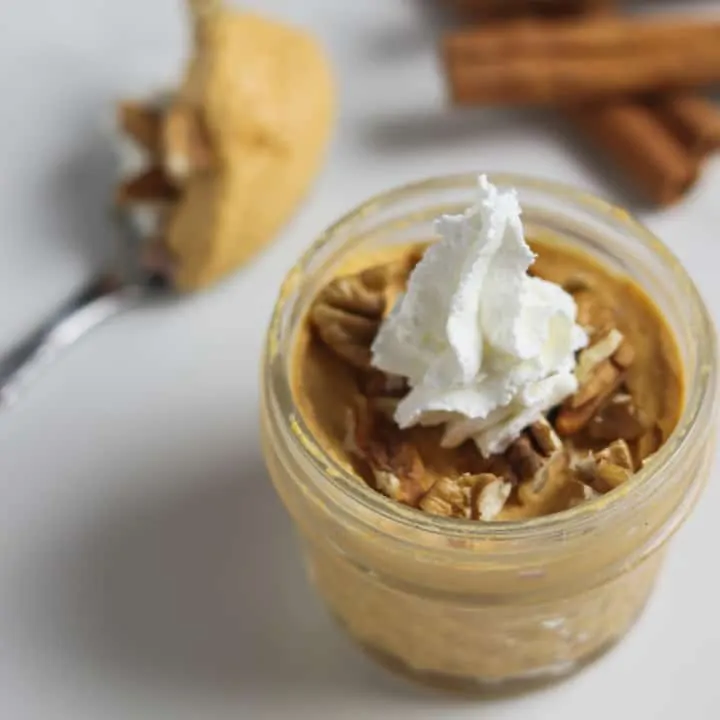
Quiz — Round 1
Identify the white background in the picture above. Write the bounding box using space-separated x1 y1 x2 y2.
1 1 719 718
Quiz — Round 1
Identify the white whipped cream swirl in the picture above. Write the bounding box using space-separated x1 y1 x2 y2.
370 175 587 457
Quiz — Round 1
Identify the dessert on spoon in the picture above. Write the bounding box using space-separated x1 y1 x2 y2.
0 0 334 405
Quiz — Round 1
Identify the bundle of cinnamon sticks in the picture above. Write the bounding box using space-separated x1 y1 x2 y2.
441 0 720 206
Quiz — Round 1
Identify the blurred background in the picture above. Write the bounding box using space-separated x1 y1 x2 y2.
0 1 718 719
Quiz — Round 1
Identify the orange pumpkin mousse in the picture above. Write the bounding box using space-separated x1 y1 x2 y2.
292 237 683 521
262 175 706 690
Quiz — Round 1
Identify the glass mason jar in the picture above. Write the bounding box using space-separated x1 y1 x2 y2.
260 173 717 692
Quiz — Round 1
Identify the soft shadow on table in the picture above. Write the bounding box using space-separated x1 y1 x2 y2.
359 106 645 209
46 111 122 273
23 445 475 708
0 110 125 348
548 113 663 213
359 107 537 153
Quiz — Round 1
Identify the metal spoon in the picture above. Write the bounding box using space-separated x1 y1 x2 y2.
0 223 170 408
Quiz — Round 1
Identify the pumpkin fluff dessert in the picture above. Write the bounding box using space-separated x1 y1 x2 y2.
115 0 334 291
294 178 683 522
263 174 715 690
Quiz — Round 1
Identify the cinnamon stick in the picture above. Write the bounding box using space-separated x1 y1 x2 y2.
652 94 720 156
558 0 716 202
446 16 720 62
444 17 720 106
449 53 720 107
558 0 703 204
566 102 700 206
440 2 716 205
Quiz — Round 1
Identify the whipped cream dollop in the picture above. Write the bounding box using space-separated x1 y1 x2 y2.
370 175 587 457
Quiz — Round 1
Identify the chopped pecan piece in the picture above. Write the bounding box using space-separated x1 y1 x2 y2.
357 370 408 421
506 435 545 482
482 453 519 486
596 439 634 470
570 359 622 410
311 305 378 368
505 420 565 496
370 396 400 420
355 264 395 293
531 444 566 495
556 327 636 438
360 370 408 398
594 462 632 490
320 275 386 318
566 479 601 509
344 399 430 506
595 440 634 489
116 166 179 206
369 438 429 506
573 290 615 339
118 101 162 154
419 475 476 518
358 259 415 297
528 417 562 456
576 329 624 383
575 439 634 492
588 392 648 442
514 447 567 504
161 101 215 183
555 373 622 436
472 476 512 521
310 268 390 370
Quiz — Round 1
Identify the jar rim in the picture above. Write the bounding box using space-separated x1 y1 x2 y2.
264 171 717 543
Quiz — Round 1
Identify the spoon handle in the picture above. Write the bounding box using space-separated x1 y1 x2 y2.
0 276 143 408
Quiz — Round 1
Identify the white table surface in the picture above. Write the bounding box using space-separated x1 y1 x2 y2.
1 1 719 718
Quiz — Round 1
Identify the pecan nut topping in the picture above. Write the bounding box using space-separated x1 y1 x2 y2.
310 267 391 370
472 476 513 521
556 327 636 437
575 439 634 492
588 392 649 442
344 398 430 506
420 475 476 518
